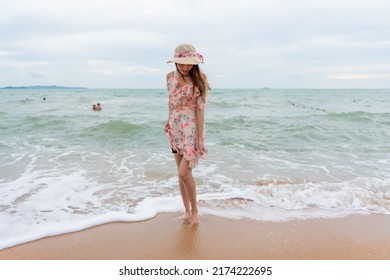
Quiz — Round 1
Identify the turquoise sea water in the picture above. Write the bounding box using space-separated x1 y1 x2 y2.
1 88 390 249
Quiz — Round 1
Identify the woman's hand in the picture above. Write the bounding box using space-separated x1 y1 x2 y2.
198 138 206 156
165 121 170 133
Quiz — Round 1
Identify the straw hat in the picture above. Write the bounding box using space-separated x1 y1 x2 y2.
167 43 204 65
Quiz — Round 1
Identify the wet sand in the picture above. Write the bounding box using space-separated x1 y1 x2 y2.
1 213 390 260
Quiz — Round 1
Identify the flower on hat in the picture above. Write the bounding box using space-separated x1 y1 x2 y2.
174 52 204 63
167 43 204 65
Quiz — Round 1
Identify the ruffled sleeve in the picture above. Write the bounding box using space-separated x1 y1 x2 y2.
166 71 175 91
196 88 209 110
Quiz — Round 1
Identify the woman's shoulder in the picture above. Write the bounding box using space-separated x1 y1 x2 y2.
166 71 175 82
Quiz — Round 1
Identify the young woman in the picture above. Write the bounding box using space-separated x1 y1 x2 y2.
165 43 210 225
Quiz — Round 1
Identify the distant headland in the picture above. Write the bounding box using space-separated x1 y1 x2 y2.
0 85 87 89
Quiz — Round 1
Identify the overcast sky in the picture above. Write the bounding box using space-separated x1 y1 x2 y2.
1 0 390 88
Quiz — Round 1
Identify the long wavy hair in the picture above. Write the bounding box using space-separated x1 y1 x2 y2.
176 64 210 97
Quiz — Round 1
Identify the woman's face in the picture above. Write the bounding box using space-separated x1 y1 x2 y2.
176 64 194 76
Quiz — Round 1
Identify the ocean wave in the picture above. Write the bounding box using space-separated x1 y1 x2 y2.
80 120 149 142
2 175 388 250
325 111 390 123
89 120 144 134
79 120 169 149
23 115 68 127
207 116 252 131
0 115 75 137
196 177 390 222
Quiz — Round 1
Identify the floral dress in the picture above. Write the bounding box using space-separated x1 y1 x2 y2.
166 71 209 168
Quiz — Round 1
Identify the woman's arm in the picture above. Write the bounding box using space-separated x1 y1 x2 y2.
165 102 171 133
165 72 174 132
197 107 206 155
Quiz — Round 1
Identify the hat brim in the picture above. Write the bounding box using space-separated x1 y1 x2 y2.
167 57 203 65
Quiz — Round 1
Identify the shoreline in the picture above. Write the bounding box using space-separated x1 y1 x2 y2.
1 213 390 260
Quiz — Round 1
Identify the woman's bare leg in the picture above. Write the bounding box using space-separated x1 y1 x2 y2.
174 154 191 220
178 158 199 225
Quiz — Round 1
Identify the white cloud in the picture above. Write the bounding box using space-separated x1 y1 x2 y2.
0 60 51 69
1 0 390 88
87 60 161 76
327 64 390 81
328 73 390 80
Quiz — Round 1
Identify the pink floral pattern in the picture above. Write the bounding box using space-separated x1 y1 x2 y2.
174 52 204 63
166 72 209 168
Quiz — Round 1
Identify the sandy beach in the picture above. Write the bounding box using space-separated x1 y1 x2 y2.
1 213 390 260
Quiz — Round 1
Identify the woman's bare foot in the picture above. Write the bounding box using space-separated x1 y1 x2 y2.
191 211 200 225
179 212 191 220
